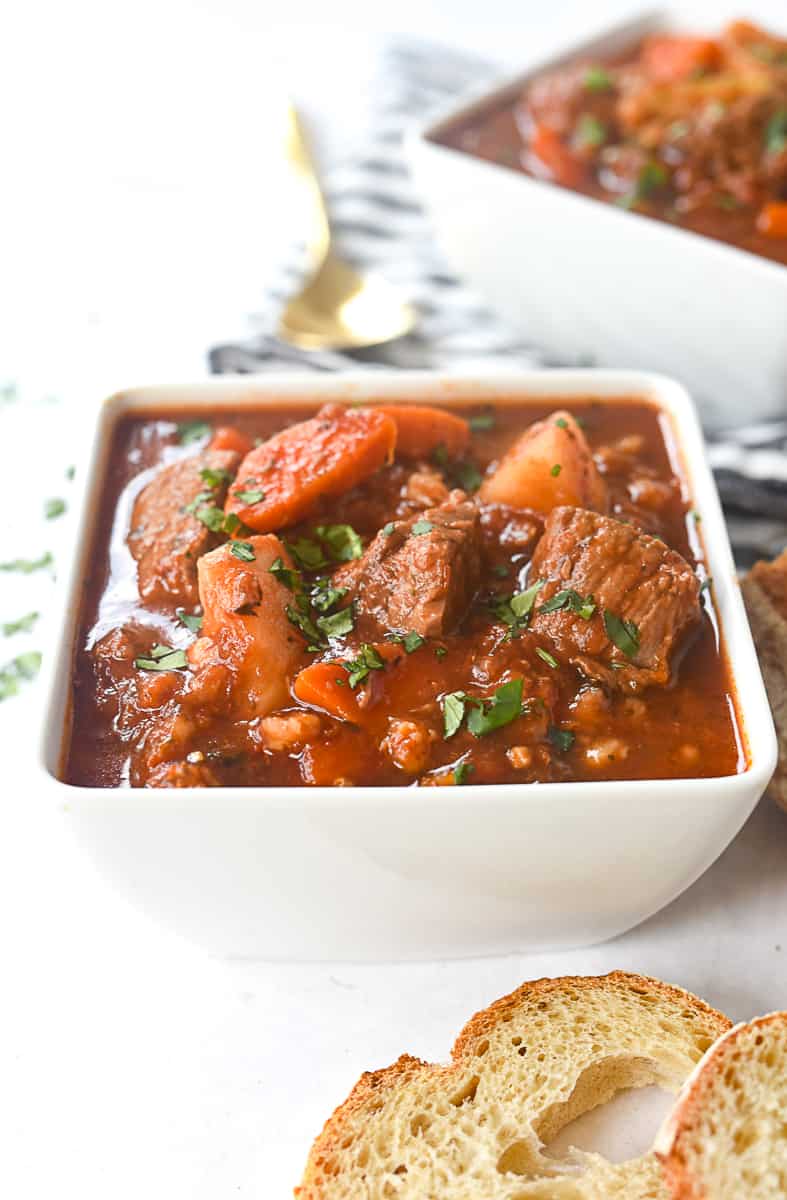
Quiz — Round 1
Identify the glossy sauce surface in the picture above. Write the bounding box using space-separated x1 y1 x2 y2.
64 398 745 788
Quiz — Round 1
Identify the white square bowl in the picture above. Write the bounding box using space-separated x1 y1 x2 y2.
409 6 787 427
38 370 776 961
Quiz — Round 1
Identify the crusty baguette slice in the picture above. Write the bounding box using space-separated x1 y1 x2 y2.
656 1011 787 1199
297 972 731 1200
742 548 787 812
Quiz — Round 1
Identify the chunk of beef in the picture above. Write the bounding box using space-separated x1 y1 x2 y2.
335 495 482 638
128 449 241 609
529 506 701 692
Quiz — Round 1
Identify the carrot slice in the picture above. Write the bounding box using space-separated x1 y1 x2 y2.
377 405 470 459
293 643 403 724
209 426 253 456
226 405 396 533
641 35 721 82
293 662 366 723
529 124 585 188
757 202 787 239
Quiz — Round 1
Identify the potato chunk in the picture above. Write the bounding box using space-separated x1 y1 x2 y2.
188 535 306 720
479 410 606 515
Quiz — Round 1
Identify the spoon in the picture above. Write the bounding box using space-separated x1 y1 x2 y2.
276 106 416 351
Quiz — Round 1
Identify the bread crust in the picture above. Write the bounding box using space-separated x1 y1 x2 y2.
297 971 731 1198
742 551 787 812
655 1011 787 1199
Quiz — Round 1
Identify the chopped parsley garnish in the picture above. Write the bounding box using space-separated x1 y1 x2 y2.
442 679 525 739
0 650 42 700
134 645 188 671
230 541 255 562
699 576 713 595
316 606 355 640
44 497 66 520
269 556 302 592
765 108 787 156
233 488 266 505
271 558 353 645
342 644 384 689
539 588 596 620
536 646 559 669
466 678 524 737
454 761 475 785
550 463 562 477
548 725 575 753
410 519 434 537
199 466 232 489
491 578 545 636
575 114 607 148
442 692 467 738
432 443 449 468
603 609 640 659
287 538 329 570
617 161 669 210
176 608 203 634
469 411 495 431
492 564 509 578
387 630 425 653
192 504 227 533
435 646 447 659
314 524 364 562
584 65 612 93
555 417 569 429
0 552 54 575
178 421 211 445
690 509 702 522
310 579 348 613
2 611 39 637
451 461 483 493
382 522 396 537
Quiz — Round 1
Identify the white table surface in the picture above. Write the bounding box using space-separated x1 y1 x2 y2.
2 2 787 1196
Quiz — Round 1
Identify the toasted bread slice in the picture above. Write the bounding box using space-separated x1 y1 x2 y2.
742 548 787 811
297 972 731 1199
656 1011 787 1198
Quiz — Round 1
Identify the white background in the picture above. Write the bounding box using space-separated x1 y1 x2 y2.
2 2 787 1196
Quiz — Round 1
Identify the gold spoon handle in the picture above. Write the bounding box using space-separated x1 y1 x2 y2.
284 104 331 273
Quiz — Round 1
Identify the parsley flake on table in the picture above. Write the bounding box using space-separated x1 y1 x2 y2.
0 552 54 575
44 497 66 520
2 611 39 637
0 650 42 700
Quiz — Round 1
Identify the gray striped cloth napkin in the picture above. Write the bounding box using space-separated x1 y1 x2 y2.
208 39 787 567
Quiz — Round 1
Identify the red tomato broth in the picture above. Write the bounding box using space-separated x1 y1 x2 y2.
63 398 745 788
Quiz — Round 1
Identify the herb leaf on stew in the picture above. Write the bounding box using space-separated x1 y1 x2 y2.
442 692 467 738
178 421 211 445
135 646 188 672
548 725 575 753
315 524 364 562
230 541 256 563
466 678 524 737
410 519 434 537
539 588 596 620
603 609 640 658
342 644 384 689
176 608 203 634
454 761 475 785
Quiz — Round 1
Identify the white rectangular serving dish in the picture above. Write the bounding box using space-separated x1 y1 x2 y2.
409 5 787 428
38 371 776 961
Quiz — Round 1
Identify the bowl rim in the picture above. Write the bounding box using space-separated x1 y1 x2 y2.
39 368 777 806
410 4 787 285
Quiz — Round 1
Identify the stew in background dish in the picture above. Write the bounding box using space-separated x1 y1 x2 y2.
437 19 787 265
64 398 745 788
